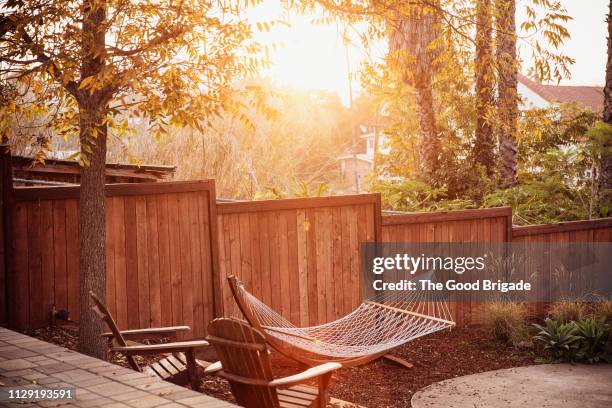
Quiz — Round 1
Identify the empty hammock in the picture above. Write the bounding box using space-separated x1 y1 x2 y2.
227 275 455 367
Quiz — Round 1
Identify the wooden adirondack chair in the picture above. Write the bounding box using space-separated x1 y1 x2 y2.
205 318 341 408
89 291 209 389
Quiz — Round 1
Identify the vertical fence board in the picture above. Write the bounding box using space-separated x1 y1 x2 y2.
27 201 43 327
146 195 161 328
40 201 54 325
14 202 29 328
135 197 150 328
65 200 79 321
106 197 116 320
113 196 128 329
52 201 67 314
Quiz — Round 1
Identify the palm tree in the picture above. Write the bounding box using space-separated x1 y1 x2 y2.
389 4 440 175
496 0 518 187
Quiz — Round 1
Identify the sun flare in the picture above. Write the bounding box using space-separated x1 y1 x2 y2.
248 1 357 103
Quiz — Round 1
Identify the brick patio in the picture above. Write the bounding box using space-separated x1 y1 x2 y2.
0 327 235 407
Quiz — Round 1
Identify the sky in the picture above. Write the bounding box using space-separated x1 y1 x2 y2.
248 0 609 105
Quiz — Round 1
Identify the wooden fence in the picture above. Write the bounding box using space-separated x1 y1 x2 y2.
382 207 512 243
2 174 611 331
512 218 612 243
216 194 381 326
6 181 218 338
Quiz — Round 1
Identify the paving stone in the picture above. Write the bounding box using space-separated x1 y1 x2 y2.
87 366 124 376
33 376 60 386
71 376 109 388
163 390 200 401
77 397 115 407
22 371 49 382
111 390 150 402
53 369 99 383
0 358 37 371
134 382 174 393
86 382 134 396
36 363 74 375
75 390 102 402
99 403 131 408
124 395 169 408
0 347 37 359
176 396 222 406
122 376 160 387
112 372 147 382
2 368 38 378
25 355 53 363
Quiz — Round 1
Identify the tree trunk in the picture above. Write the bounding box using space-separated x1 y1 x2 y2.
601 0 612 209
389 6 440 175
496 0 518 187
415 78 439 170
474 0 496 175
77 0 109 360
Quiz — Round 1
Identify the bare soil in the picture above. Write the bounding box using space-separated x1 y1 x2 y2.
27 324 539 408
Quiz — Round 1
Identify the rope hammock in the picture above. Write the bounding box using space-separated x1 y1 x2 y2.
228 274 455 367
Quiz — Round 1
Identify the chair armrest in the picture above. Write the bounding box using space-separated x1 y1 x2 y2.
214 362 341 387
102 326 191 340
111 339 209 355
202 360 223 374
269 362 341 388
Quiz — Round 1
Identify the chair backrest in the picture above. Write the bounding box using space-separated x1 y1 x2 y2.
89 291 140 371
207 318 280 408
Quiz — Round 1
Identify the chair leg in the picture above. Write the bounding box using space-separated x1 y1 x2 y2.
186 349 199 390
317 372 333 408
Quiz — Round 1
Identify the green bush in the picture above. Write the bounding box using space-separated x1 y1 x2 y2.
533 317 612 363
483 302 528 344
533 318 581 361
573 318 611 363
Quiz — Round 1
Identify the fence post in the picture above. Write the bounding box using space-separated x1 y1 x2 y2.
0 143 13 325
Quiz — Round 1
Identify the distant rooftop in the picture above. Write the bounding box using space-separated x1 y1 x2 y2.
518 74 603 112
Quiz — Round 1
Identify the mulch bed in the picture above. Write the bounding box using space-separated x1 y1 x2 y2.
26 324 539 408
329 326 538 407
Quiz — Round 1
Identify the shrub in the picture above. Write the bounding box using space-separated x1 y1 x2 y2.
533 318 581 361
548 301 587 323
573 318 611 363
483 302 528 344
589 301 612 324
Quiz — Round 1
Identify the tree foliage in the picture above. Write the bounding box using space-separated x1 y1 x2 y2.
1 0 262 358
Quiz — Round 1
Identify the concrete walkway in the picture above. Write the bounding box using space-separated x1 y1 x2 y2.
0 327 236 407
412 364 612 408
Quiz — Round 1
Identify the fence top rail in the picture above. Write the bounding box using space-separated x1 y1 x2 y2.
13 179 214 201
217 193 381 214
512 217 612 237
382 207 512 225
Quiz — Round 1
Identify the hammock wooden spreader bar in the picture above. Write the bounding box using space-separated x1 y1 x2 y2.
227 275 455 367
364 300 456 326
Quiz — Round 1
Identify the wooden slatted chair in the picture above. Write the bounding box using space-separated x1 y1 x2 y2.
89 291 209 389
204 318 341 408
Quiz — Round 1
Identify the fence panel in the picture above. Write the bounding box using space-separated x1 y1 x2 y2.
216 194 382 326
382 207 512 325
9 180 218 338
512 219 612 243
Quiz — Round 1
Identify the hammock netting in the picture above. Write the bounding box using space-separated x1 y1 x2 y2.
231 276 455 360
